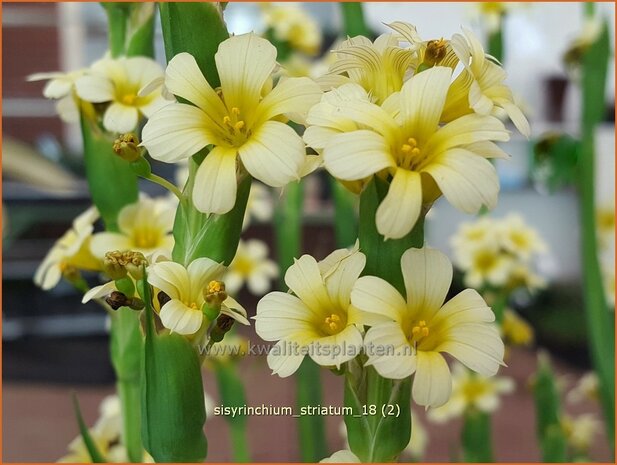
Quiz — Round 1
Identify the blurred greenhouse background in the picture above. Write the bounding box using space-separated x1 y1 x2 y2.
2 2 615 462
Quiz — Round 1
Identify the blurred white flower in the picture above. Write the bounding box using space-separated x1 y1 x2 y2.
567 372 599 404
225 239 278 296
34 206 101 290
561 413 602 453
320 450 360 463
428 363 514 422
262 3 322 56
90 196 175 260
28 69 85 122
75 56 168 133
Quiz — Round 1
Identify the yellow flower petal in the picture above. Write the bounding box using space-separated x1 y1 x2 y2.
400 247 453 316
266 339 306 377
89 232 133 259
364 322 416 378
424 148 499 214
376 169 422 240
255 292 316 341
142 104 220 162
103 103 139 133
351 276 406 323
160 299 203 335
323 130 394 181
412 351 452 407
308 325 363 368
147 261 190 301
238 121 304 187
215 33 277 111
284 255 333 314
192 146 238 214
75 75 114 102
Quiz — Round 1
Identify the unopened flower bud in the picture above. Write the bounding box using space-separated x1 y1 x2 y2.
122 251 147 280
157 291 171 308
209 314 235 343
105 291 144 311
113 133 142 162
104 251 128 280
204 280 227 305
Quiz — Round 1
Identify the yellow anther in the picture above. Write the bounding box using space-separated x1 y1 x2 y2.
329 322 338 331
421 327 429 337
122 94 136 105
407 137 417 147
411 147 421 157
411 320 430 339
401 144 412 153
234 120 245 130
189 302 199 310
223 115 232 125
412 326 421 335
208 281 223 294
231 107 240 115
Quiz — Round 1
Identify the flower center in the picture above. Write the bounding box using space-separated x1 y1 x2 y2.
122 93 137 105
233 255 254 276
409 320 430 346
222 107 249 145
473 250 497 272
132 227 161 249
398 137 423 170
322 312 346 336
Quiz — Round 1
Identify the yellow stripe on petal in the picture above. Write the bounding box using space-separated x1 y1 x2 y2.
400 66 452 142
376 169 423 240
141 104 221 162
192 146 238 214
215 33 277 111
323 130 394 181
165 52 227 124
238 121 304 187
284 255 333 314
351 275 407 323
400 247 453 316
424 148 499 214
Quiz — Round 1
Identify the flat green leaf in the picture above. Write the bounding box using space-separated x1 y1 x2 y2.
159 2 229 87
71 393 107 463
81 117 138 232
141 271 207 462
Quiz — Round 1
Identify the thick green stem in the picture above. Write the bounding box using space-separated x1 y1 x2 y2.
579 16 615 449
487 27 504 63
492 292 508 325
229 422 250 463
331 179 358 248
344 177 422 462
462 409 494 462
295 358 328 462
110 308 143 463
340 2 371 37
104 4 128 58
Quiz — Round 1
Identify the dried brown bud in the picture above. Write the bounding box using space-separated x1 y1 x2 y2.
424 38 448 66
157 291 171 308
105 291 145 311
210 314 235 343
112 133 142 162
204 280 227 306
103 251 128 280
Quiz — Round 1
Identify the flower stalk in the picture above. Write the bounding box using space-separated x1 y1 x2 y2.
578 8 615 448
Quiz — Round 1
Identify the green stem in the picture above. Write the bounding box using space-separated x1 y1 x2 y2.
487 26 504 63
462 409 494 462
214 362 251 462
340 2 371 37
103 3 129 58
331 179 358 248
147 173 182 199
579 17 615 450
296 358 328 461
117 378 142 462
492 291 508 326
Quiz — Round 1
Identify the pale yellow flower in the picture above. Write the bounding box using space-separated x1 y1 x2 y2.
225 239 278 296
58 431 110 463
567 372 599 404
141 33 322 215
28 69 85 122
561 413 601 453
89 196 175 259
458 242 514 289
34 206 101 290
320 450 360 463
92 395 122 443
444 28 530 137
147 257 249 335
428 363 514 422
596 203 615 250
450 216 497 254
501 308 534 346
75 56 168 133
498 214 547 260
255 247 373 376
352 247 504 407
306 67 509 240
262 3 322 56
473 2 512 33
320 31 420 104
406 409 429 459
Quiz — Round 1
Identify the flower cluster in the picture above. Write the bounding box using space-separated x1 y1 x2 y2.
305 24 528 240
450 214 548 292
256 246 505 408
